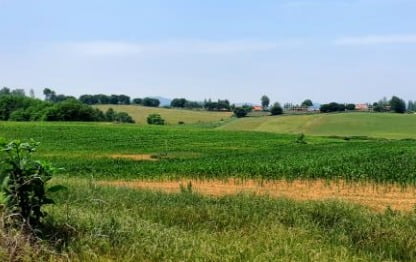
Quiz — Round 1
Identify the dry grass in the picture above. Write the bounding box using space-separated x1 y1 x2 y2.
110 154 158 161
99 179 416 212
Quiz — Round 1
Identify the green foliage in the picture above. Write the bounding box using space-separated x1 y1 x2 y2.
270 102 283 115
11 180 416 261
0 140 63 230
147 114 165 125
390 96 406 113
320 102 346 113
142 97 160 107
295 133 307 144
346 104 356 110
301 99 313 107
233 107 248 118
261 95 270 109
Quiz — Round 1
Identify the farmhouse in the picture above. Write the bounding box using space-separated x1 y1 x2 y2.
355 104 369 111
252 106 263 111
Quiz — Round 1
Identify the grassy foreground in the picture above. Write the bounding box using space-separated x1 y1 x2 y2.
2 179 416 261
219 112 416 139
94 105 232 125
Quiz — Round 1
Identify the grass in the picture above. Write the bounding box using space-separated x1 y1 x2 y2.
219 112 416 139
2 179 416 261
94 105 233 125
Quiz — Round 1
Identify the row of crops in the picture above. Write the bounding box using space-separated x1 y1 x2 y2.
2 122 416 183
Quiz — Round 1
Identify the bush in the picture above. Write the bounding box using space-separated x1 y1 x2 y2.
147 114 165 125
270 103 283 115
233 107 248 118
114 112 135 123
0 140 64 231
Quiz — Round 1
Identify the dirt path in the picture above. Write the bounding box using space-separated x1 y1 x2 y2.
99 179 416 212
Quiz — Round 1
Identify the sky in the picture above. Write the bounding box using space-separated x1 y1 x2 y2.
1 0 416 104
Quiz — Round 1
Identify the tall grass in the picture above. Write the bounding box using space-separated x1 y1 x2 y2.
2 179 414 261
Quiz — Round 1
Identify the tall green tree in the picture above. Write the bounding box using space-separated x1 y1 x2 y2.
390 96 406 113
261 95 270 110
301 99 313 107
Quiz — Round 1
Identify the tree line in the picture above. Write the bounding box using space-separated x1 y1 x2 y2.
0 87 134 123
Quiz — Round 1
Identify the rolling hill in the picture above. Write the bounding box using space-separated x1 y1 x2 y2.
218 112 416 139
94 105 233 125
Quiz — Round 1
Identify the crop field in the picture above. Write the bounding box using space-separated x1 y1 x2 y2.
2 120 416 260
94 105 233 125
219 112 416 139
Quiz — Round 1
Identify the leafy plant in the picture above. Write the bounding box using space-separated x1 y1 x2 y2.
0 139 64 231
147 114 165 125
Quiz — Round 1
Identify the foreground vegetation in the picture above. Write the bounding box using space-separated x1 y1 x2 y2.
1 121 416 184
2 119 416 261
2 180 416 261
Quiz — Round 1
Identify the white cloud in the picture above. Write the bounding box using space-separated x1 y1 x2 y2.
335 34 416 46
58 39 302 57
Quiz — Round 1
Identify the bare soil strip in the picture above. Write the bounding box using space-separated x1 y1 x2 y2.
99 179 416 212
109 154 158 161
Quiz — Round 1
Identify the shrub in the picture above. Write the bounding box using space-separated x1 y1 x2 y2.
114 112 135 123
147 114 165 125
233 107 248 118
270 103 283 115
0 140 64 231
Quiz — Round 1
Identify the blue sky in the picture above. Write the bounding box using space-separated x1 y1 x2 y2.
1 0 416 104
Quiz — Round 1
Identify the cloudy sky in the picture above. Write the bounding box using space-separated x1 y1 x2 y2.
1 0 415 104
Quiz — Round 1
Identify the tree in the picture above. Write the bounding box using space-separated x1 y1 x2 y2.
132 98 143 105
171 98 187 108
390 96 406 113
142 97 160 107
270 102 283 115
29 89 35 98
261 95 270 110
43 88 56 102
0 87 10 96
408 100 415 112
346 104 356 111
233 107 248 118
301 99 313 107
11 89 26 97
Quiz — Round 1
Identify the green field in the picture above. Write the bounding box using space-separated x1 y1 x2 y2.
2 120 416 261
219 112 416 139
1 121 416 183
94 105 233 125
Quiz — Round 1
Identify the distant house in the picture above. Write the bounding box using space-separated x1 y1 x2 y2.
252 106 263 111
355 104 369 111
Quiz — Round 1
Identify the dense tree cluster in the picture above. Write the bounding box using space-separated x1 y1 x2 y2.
320 103 346 113
204 99 231 111
132 97 160 107
0 88 134 123
79 94 131 105
170 98 203 109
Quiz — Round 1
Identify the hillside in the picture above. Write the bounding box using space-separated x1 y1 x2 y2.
218 112 416 139
94 105 232 125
